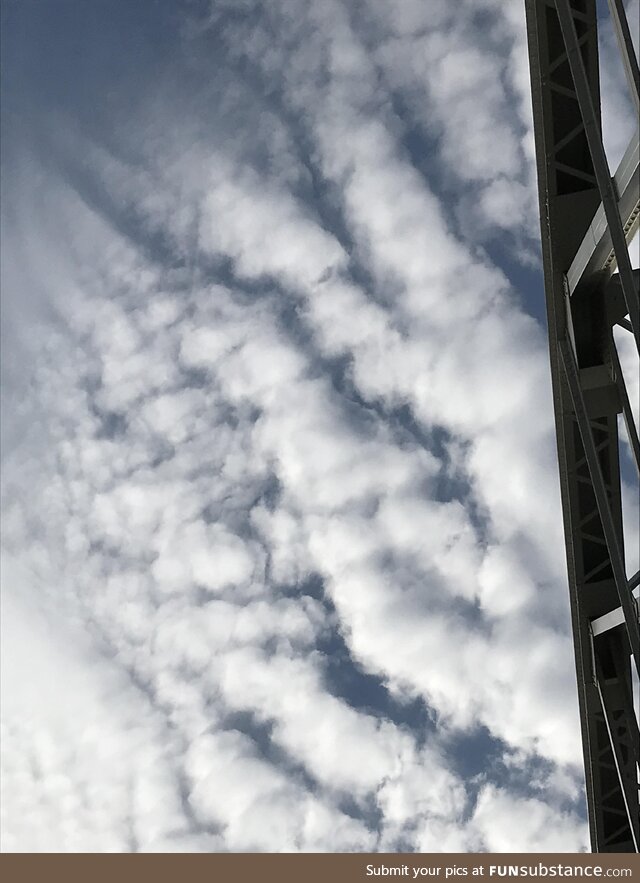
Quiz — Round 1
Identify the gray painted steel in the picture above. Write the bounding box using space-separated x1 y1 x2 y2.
566 134 639 297
525 0 640 853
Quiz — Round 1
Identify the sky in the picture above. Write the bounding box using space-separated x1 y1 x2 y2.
1 0 639 854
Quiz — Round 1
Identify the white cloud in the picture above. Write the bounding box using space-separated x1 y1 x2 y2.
470 785 589 853
0 555 207 853
0 0 595 853
185 730 374 851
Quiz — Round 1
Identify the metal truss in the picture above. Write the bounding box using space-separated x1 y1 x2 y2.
525 0 640 853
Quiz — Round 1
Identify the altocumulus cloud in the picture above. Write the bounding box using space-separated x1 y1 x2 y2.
2 0 636 854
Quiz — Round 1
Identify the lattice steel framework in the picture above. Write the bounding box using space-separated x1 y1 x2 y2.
525 0 639 854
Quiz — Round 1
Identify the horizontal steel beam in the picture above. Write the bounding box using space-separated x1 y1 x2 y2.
592 585 640 636
567 131 640 296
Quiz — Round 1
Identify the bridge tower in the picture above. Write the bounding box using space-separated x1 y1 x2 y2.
525 0 639 853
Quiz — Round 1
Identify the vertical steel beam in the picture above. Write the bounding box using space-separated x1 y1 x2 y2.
526 0 639 853
593 630 640 851
560 335 640 672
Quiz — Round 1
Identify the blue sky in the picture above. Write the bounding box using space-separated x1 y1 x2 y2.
1 0 638 853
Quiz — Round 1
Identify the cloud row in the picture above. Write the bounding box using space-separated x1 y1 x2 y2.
3 0 625 852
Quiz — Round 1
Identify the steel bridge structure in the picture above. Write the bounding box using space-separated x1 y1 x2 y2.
525 0 639 854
